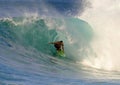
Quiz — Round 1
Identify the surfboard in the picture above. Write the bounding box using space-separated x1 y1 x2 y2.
56 50 65 57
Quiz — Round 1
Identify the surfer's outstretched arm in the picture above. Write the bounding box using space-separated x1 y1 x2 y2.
48 42 54 44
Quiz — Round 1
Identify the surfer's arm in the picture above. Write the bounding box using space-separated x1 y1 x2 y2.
49 41 59 44
49 42 55 44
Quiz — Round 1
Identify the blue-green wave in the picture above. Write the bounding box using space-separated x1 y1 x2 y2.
0 17 93 60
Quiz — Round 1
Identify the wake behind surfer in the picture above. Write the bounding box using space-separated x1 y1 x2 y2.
49 41 64 52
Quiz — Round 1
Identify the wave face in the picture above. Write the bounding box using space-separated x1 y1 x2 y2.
0 17 95 85
0 17 93 58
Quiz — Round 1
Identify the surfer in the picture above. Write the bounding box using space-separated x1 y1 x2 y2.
49 41 65 57
49 41 64 52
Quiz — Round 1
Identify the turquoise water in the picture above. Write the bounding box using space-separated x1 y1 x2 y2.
0 17 93 58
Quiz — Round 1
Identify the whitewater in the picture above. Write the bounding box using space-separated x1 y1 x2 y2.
0 0 120 85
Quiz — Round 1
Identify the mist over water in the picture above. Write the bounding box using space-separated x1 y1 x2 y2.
80 0 120 71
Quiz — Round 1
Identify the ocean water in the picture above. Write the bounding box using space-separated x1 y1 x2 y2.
0 0 120 85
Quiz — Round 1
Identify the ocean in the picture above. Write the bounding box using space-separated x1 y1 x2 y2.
0 0 120 85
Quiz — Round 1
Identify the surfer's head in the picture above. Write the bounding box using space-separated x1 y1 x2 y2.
60 41 63 43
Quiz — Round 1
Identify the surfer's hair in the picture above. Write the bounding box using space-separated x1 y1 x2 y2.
60 41 63 42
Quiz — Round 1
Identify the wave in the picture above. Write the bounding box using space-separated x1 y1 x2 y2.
0 17 96 85
0 17 93 61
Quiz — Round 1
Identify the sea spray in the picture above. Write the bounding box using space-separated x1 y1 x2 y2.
80 0 120 71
